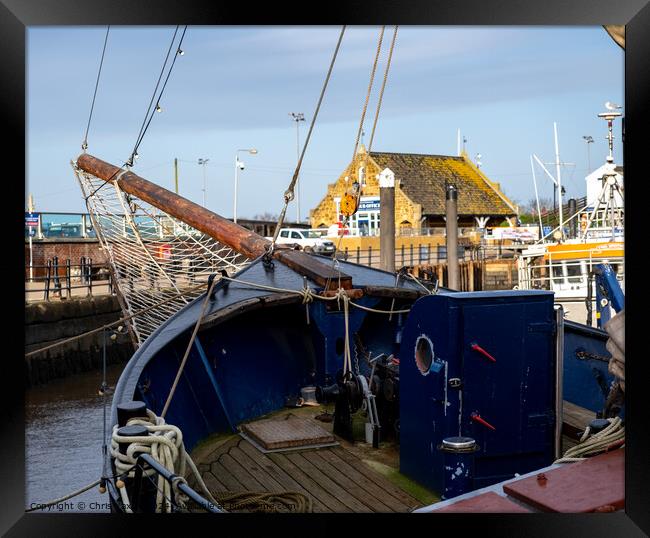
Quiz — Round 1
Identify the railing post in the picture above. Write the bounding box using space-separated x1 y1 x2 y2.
356 246 360 264
45 260 51 301
410 243 414 266
53 256 61 297
88 258 93 296
368 245 372 267
66 259 72 298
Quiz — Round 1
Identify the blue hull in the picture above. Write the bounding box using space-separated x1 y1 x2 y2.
107 257 618 511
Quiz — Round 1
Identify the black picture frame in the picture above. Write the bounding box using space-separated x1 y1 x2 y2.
5 1 649 535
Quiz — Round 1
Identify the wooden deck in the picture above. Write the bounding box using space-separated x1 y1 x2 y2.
184 400 598 513
188 434 421 512
186 406 425 513
562 400 598 451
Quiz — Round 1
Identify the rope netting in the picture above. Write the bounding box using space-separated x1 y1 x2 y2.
72 161 250 347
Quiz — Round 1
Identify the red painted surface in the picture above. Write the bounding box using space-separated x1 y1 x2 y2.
432 491 532 513
471 342 497 362
503 449 624 512
471 413 496 431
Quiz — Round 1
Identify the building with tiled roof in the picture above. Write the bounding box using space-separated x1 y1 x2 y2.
310 145 518 235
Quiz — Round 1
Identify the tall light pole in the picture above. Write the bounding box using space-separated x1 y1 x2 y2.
582 135 594 173
289 112 305 223
234 148 258 223
198 158 209 207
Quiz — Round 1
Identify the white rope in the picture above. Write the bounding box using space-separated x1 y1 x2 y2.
219 275 413 314
554 416 624 464
334 288 353 376
111 409 220 513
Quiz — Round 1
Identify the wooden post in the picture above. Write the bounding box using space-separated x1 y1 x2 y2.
446 184 459 289
379 168 395 272
468 260 475 291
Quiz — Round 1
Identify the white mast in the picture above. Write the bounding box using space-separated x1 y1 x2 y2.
553 122 563 240
530 155 544 236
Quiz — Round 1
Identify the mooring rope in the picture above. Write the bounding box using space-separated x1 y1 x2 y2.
25 281 210 359
25 479 102 512
554 416 624 464
110 408 220 513
211 491 312 513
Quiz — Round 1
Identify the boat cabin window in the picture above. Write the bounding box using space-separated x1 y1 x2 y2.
566 263 583 283
414 335 434 376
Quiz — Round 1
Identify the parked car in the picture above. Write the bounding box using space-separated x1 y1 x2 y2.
271 228 336 256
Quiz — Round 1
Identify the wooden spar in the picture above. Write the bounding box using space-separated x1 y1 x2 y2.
76 153 353 290
77 153 270 260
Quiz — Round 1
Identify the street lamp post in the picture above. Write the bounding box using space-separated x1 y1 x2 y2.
234 148 258 223
198 158 209 207
582 135 594 173
289 112 305 223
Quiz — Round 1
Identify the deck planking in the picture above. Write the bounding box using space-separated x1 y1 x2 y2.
191 434 421 513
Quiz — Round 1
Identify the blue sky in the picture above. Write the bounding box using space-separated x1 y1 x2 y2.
27 26 623 220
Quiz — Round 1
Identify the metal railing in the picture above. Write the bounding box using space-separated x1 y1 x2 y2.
335 243 517 270
125 453 223 513
25 256 113 301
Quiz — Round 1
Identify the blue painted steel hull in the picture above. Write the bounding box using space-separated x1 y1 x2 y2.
107 257 618 510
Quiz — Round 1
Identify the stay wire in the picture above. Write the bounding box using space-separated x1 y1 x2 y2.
132 26 188 161
351 26 385 163
84 26 187 200
269 26 346 250
129 25 180 164
82 25 110 152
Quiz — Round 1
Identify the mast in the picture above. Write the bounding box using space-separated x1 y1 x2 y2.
554 122 563 240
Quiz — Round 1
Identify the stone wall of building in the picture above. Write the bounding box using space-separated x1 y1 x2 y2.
310 149 423 230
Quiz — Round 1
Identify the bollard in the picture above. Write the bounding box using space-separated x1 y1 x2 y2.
438 436 479 500
117 401 149 427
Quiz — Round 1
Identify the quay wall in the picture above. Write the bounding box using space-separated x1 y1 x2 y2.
25 295 134 386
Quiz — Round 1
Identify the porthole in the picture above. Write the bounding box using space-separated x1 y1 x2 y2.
415 335 434 375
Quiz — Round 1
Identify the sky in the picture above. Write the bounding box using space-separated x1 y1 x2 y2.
27 26 624 221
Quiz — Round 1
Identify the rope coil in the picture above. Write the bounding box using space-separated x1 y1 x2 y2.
111 409 220 513
554 416 624 464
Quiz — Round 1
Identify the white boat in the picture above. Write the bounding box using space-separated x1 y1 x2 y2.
516 106 624 326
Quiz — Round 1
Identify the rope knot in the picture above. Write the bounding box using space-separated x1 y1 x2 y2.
301 286 315 304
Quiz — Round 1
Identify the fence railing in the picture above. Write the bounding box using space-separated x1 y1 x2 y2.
335 243 519 270
25 256 113 301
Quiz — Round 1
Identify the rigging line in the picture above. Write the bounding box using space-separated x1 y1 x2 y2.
82 25 110 151
83 27 187 200
268 25 346 249
132 26 188 159
351 26 385 162
129 25 180 162
367 25 397 153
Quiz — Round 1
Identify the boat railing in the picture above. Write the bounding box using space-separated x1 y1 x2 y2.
517 251 624 292
129 453 224 513
534 203 624 245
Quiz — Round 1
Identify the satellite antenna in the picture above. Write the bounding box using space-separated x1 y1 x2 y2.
598 101 622 161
